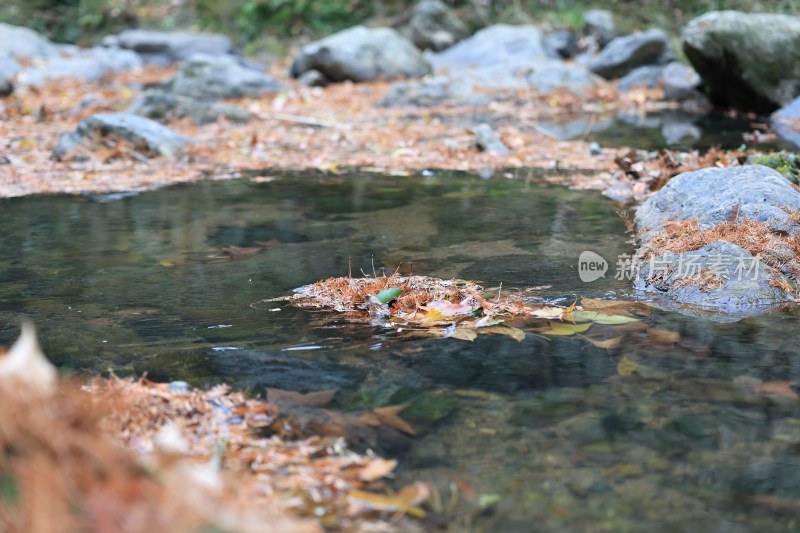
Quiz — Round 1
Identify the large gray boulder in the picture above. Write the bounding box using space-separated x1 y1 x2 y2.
17 57 108 87
632 165 800 318
409 0 467 52
169 54 282 99
290 26 431 83
0 23 58 60
430 24 547 73
682 11 800 113
636 165 800 243
772 96 800 148
588 29 669 79
53 113 189 160
110 30 234 64
128 89 251 125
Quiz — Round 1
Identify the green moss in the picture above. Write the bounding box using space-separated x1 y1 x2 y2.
747 151 800 184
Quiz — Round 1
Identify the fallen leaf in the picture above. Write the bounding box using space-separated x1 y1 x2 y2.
532 321 592 336
376 288 403 304
566 311 640 325
757 381 799 400
0 321 56 395
646 327 680 344
587 336 623 349
266 388 337 407
348 489 426 518
480 325 526 342
361 404 416 435
445 327 478 341
426 300 474 316
617 356 638 376
397 481 431 506
358 458 397 482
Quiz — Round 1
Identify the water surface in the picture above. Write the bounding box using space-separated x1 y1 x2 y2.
1 171 799 531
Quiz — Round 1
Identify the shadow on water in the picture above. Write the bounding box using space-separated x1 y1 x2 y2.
1 170 800 530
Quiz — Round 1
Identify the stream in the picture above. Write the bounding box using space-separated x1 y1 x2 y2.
1 170 799 531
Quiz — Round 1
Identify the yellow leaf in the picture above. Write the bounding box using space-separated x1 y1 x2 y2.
348 489 426 518
566 311 639 325
587 336 623 349
446 327 478 341
617 356 638 376
533 321 592 336
480 325 526 342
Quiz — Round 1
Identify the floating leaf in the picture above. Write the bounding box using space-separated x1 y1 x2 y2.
646 327 680 344
617 356 639 376
566 311 640 325
478 493 502 508
427 300 474 316
361 404 416 435
533 321 592 336
445 327 478 342
587 336 623 349
480 325 525 342
266 388 337 407
376 288 403 304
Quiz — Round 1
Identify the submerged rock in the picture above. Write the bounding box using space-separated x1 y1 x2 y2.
588 29 669 79
53 113 189 160
128 89 251 125
290 26 431 83
633 165 800 318
109 29 234 64
169 54 282 99
409 0 467 52
682 11 800 113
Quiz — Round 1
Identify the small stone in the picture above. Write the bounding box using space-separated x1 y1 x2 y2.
297 69 329 87
168 381 191 394
473 123 510 155
589 142 602 155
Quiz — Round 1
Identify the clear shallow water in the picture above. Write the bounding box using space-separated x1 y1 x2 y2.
1 171 800 531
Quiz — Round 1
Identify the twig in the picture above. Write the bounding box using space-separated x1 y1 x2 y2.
258 112 351 130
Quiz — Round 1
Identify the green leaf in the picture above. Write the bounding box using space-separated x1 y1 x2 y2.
376 288 403 304
567 311 640 325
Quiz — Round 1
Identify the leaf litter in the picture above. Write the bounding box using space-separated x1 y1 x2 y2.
286 273 654 343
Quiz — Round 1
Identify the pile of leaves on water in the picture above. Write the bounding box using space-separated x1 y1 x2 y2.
289 274 649 342
0 324 430 533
